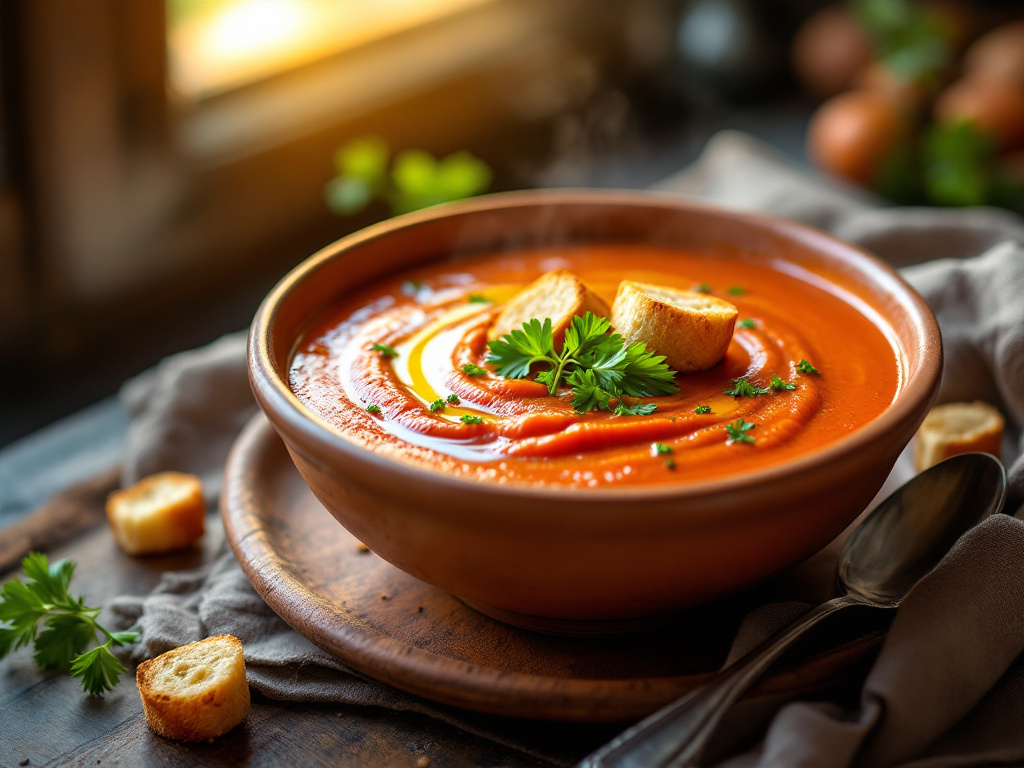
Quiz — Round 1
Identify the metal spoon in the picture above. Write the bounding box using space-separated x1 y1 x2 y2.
580 452 1007 768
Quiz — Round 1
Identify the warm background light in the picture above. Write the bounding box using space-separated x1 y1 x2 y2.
168 0 499 98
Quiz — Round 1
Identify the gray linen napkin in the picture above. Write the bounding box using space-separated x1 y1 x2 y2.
110 131 1024 766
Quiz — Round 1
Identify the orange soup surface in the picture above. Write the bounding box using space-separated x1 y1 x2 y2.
289 244 902 488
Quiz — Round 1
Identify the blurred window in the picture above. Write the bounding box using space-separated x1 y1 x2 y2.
167 0 499 99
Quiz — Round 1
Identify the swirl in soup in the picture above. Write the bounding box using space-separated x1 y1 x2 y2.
289 244 901 488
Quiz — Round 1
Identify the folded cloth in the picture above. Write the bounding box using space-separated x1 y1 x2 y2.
110 131 1024 767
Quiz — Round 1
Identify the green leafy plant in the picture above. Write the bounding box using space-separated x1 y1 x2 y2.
326 136 492 217
851 0 952 88
485 313 679 414
0 553 138 695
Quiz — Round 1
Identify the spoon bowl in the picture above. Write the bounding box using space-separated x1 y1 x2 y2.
839 453 1006 604
582 452 1008 768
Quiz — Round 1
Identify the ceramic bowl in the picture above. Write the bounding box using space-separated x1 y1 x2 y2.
247 190 941 631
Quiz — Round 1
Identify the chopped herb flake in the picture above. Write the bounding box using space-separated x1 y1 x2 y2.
468 293 490 304
401 280 423 296
728 286 746 296
724 377 770 397
461 363 487 376
738 318 757 330
613 401 658 416
693 283 712 294
366 404 381 414
460 414 483 424
651 443 673 456
770 375 797 391
726 419 756 444
372 343 399 358
665 459 676 470
796 359 820 375
428 399 445 412
694 405 711 414
446 393 460 405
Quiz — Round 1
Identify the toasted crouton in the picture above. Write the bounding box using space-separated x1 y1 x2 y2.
611 281 738 372
914 401 1004 471
488 270 610 348
106 472 205 555
137 635 250 742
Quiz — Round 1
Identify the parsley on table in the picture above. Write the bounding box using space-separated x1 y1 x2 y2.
446 394 460 405
738 318 757 330
0 553 138 696
372 343 399 358
694 405 711 414
724 377 770 397
460 414 483 424
428 399 445 412
461 363 487 376
796 359 820 375
726 419 756 445
366 404 382 414
485 313 679 414
770 375 797 391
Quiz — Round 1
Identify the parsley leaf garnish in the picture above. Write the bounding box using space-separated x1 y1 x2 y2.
770 375 797 391
614 401 658 416
694 405 711 414
724 377 770 397
665 459 676 470
728 286 746 296
693 283 712 294
738 318 757 330
485 313 679 413
0 553 138 696
446 393 460 405
726 419 756 444
366 404 381 414
372 343 399 358
468 293 490 304
651 443 673 456
460 414 483 424
796 359 820 375
461 363 487 376
428 399 445 412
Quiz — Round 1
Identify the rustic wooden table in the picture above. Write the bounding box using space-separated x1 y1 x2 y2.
0 401 638 767
1 463 627 767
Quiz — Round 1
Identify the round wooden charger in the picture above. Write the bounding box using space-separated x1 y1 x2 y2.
222 415 887 723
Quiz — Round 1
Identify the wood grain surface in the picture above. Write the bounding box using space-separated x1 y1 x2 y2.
0 478 598 767
223 415 889 724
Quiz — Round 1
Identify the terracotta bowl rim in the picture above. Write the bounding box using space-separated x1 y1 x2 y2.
249 188 941 502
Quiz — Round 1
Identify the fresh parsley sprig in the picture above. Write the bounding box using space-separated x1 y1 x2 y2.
0 553 138 696
485 313 679 414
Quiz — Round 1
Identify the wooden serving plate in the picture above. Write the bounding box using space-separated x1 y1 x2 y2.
222 415 889 723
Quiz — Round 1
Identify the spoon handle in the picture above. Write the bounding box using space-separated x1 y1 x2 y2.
579 596 858 768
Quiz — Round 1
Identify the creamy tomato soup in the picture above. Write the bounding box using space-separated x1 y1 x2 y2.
289 244 901 488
